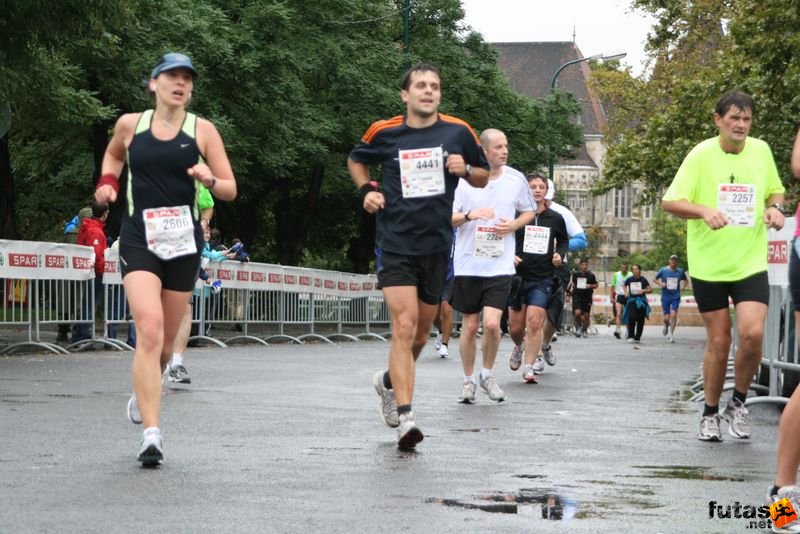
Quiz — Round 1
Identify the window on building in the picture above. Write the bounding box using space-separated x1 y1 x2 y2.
643 203 654 219
566 193 578 209
614 186 632 218
578 192 587 209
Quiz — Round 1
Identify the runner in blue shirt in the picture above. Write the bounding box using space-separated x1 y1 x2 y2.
654 254 688 343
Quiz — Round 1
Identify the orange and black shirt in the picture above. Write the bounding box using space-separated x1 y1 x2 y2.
349 114 488 255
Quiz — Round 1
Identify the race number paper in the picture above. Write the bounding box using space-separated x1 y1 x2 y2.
576 277 587 289
474 226 503 258
666 277 678 290
398 147 445 198
630 281 643 295
522 225 550 255
143 205 197 260
718 184 756 227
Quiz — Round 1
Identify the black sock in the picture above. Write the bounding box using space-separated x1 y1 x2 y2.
397 404 412 416
442 342 448 347
732 389 747 405
382 371 392 390
542 344 550 350
703 403 718 417
770 484 780 497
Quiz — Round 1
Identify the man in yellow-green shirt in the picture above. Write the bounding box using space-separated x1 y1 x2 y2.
662 90 785 443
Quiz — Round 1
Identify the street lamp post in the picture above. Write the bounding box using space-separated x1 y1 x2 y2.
547 52 627 181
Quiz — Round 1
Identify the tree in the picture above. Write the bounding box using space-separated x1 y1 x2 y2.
590 0 800 208
1 0 586 275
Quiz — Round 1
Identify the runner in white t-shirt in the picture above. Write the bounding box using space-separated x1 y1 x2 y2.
451 128 535 404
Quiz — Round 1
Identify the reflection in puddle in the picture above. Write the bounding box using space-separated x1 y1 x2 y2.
630 465 748 482
428 488 579 521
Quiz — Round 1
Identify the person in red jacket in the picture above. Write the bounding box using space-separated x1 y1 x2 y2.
72 201 109 342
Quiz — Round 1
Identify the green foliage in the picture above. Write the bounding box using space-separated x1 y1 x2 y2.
592 0 800 211
647 207 688 268
1 0 589 271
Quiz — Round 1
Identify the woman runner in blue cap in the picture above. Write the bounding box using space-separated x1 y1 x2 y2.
95 52 237 466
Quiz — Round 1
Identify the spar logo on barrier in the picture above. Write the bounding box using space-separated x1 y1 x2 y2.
768 240 788 264
72 256 92 270
10 253 37 268
45 254 66 269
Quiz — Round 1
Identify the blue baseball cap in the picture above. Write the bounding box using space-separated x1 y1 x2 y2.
150 53 197 79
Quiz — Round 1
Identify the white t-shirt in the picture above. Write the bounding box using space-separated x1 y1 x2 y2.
452 166 535 277
547 200 584 238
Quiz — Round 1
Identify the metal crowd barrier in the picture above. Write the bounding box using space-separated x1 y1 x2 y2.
687 219 799 406
0 240 97 355
0 240 392 354
747 285 800 407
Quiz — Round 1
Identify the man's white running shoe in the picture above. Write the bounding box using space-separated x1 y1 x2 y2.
542 345 556 366
137 427 163 466
721 398 751 439
508 344 524 371
479 375 506 402
434 332 442 351
697 414 722 441
532 356 545 375
396 411 423 449
438 344 449 358
458 381 476 404
127 393 142 425
373 370 399 428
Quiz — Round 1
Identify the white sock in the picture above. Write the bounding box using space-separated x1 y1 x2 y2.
464 375 476 384
171 353 183 368
480 368 493 380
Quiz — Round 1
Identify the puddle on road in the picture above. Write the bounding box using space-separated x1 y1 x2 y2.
654 400 694 414
0 393 49 405
428 488 579 519
629 465 748 482
450 428 498 433
429 477 669 520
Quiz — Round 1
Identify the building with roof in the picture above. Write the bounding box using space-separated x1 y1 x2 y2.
492 41 653 264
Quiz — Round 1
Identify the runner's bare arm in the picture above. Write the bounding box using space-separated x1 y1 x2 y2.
96 114 137 204
763 192 785 229
192 119 237 201
662 199 729 230
791 128 800 178
445 154 488 188
348 158 384 214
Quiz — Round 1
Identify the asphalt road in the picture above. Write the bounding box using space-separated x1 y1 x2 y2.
0 325 785 533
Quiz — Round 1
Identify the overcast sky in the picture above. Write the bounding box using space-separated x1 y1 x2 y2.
459 0 655 76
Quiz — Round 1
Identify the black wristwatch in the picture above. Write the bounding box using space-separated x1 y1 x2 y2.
464 211 471 222
464 164 472 178
768 203 784 213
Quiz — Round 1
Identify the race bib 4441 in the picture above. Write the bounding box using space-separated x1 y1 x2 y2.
398 147 445 198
